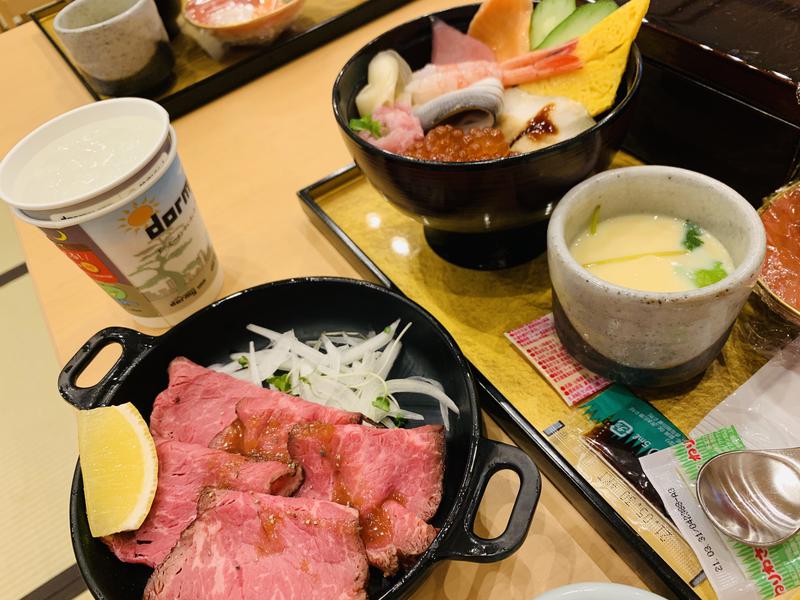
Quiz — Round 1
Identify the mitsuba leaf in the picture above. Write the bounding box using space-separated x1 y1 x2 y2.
349 115 383 138
682 221 704 251
693 261 727 287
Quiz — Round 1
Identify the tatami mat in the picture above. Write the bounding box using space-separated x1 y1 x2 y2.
0 208 82 600
0 204 24 274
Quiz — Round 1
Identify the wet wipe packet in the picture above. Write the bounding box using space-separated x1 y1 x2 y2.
581 385 686 514
506 314 611 406
641 427 800 599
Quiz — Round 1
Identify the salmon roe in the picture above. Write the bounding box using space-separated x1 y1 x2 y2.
403 125 510 162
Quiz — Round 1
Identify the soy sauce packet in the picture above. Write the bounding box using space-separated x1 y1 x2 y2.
640 427 800 599
581 385 686 513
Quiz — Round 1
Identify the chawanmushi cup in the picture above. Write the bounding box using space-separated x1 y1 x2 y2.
547 165 766 387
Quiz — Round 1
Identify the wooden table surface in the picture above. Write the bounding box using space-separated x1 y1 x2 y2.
1 1 648 597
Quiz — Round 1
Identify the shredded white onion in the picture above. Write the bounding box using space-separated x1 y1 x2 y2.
209 320 459 429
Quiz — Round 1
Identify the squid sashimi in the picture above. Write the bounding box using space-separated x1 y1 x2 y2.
356 50 413 118
467 0 532 62
497 88 594 153
431 17 495 64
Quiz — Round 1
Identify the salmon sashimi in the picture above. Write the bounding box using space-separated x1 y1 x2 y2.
468 0 532 62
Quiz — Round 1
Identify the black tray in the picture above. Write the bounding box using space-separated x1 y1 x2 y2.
298 165 699 600
30 0 412 119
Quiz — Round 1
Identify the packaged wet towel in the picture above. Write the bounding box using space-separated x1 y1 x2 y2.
581 385 686 513
505 313 611 406
692 336 800 449
640 427 800 599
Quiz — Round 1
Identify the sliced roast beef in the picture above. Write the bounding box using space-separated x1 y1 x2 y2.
365 500 439 574
288 423 445 576
105 441 300 567
143 489 368 600
210 393 361 462
149 357 361 454
149 358 249 445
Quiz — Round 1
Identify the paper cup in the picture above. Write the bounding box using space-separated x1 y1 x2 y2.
0 99 222 328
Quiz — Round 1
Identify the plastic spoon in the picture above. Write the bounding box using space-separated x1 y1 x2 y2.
696 447 800 547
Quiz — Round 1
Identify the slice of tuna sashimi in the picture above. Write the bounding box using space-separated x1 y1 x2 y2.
104 441 301 568
210 387 361 463
143 489 369 600
431 17 495 65
288 423 445 576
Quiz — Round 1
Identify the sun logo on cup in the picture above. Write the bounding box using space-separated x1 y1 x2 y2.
119 199 157 233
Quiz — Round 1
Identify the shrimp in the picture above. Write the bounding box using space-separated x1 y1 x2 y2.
405 40 582 105
500 39 581 87
406 62 502 105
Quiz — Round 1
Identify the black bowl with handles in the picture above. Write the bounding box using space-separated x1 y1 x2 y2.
333 4 642 269
61 277 541 599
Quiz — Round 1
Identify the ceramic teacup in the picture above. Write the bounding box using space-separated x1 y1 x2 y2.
547 166 766 387
54 0 174 97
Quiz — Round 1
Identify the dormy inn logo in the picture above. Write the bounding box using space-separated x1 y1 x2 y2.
118 182 192 240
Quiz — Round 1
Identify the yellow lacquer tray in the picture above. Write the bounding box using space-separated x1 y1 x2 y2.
299 153 799 600
31 0 411 118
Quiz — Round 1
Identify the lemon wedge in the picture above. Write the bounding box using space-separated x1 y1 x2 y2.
77 402 158 537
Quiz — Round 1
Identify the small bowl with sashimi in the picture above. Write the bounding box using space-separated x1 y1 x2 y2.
333 0 645 269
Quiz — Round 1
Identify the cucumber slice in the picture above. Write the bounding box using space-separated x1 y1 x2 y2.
536 0 618 49
530 0 576 49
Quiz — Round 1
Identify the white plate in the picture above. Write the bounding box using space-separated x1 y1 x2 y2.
533 583 667 600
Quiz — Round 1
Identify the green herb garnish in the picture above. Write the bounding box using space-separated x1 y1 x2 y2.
692 261 728 288
299 376 310 385
372 396 390 412
383 326 391 334
589 205 601 235
237 356 249 367
682 221 704 251
392 416 407 428
267 372 292 392
349 115 382 138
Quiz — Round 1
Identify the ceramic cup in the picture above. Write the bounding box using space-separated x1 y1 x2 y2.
54 0 174 97
547 166 766 387
0 99 222 328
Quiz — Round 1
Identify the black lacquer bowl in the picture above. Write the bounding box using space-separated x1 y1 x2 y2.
60 278 540 600
333 4 642 269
